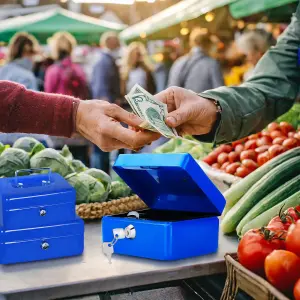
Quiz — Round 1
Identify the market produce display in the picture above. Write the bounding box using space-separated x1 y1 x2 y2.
237 208 300 298
0 137 132 204
203 121 300 178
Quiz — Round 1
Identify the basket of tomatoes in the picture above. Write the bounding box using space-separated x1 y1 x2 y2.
203 122 300 178
222 206 300 300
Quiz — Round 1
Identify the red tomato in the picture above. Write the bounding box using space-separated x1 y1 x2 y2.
211 163 221 169
270 130 285 140
267 208 295 232
255 145 270 154
218 144 233 153
238 228 285 275
240 150 256 161
245 140 257 150
288 131 297 138
235 144 244 154
217 153 229 165
286 221 300 257
212 147 223 156
225 162 241 175
280 122 295 136
282 138 299 150
257 151 270 166
261 130 271 138
285 207 300 222
203 153 217 165
272 137 285 145
231 138 248 147
235 166 252 178
294 279 300 300
268 144 286 159
242 159 258 171
248 133 260 140
256 136 272 147
228 151 240 163
220 161 230 171
265 250 300 292
267 122 280 132
294 132 300 140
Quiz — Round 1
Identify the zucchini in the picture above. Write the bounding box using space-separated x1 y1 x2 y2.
236 174 300 236
240 190 300 236
222 147 300 216
221 156 300 233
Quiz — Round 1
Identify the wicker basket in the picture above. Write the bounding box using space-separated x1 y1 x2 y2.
76 195 147 220
221 253 290 300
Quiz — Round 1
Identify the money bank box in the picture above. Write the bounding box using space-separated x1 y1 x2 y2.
0 168 84 264
102 153 225 261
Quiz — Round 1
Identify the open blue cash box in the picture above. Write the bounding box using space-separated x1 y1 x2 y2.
102 153 225 261
0 168 84 264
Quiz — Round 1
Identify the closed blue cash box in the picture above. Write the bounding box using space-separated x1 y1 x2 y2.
102 153 225 261
0 168 84 264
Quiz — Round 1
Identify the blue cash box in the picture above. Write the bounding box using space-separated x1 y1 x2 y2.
0 169 84 264
102 154 225 261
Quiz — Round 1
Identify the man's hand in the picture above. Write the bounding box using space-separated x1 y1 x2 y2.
156 87 218 136
76 100 160 151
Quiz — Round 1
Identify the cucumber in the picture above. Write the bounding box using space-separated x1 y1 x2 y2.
240 190 300 236
236 174 300 236
222 147 300 217
221 156 300 233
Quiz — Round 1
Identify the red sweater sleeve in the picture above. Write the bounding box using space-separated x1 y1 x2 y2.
0 81 80 137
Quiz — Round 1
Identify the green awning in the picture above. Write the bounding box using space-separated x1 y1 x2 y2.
0 8 126 44
120 0 236 42
229 0 298 19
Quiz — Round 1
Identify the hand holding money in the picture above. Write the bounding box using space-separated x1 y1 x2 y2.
125 84 178 139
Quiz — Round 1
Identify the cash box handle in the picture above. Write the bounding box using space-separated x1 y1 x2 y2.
15 168 52 188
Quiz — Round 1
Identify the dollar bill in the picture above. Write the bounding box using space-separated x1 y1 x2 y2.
125 84 178 138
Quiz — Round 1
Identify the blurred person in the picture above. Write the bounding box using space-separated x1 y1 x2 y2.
0 32 39 90
168 28 224 93
121 42 156 98
44 32 89 99
90 32 122 173
91 31 121 103
236 30 270 81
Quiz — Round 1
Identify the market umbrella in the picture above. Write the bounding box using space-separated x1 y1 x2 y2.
0 8 126 44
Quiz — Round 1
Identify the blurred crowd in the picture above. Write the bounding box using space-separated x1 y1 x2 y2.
0 26 275 174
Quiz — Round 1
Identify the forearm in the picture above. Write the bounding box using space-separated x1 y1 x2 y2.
199 8 300 144
0 81 79 137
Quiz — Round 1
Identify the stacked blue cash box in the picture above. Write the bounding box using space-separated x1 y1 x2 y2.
0 169 84 264
102 153 225 261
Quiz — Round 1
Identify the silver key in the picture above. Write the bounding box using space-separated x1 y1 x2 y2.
103 242 114 264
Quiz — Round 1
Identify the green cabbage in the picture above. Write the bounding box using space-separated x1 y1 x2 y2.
60 145 73 162
66 173 107 204
82 168 111 188
109 181 132 199
13 137 42 153
70 160 87 173
0 148 30 177
30 148 74 177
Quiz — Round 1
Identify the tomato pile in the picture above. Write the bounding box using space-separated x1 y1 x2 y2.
203 122 300 178
238 205 300 298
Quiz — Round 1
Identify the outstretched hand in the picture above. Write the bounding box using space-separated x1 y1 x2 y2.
155 87 218 136
76 100 160 151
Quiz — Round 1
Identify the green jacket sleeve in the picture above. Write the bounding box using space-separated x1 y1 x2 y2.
199 5 300 144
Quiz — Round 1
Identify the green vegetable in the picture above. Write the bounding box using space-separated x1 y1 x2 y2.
109 181 131 199
276 103 300 130
60 145 73 162
30 148 73 177
153 139 176 154
13 137 41 153
237 174 300 236
30 143 46 157
0 142 6 155
66 173 107 204
70 160 87 173
221 156 300 234
0 148 30 177
223 147 300 216
82 168 111 188
240 190 300 236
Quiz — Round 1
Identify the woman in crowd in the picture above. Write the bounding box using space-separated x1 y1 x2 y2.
0 32 39 90
121 42 156 98
44 31 89 99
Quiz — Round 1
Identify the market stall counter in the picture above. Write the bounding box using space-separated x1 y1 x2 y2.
0 222 238 300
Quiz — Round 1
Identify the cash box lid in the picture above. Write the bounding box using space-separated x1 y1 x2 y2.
113 153 225 215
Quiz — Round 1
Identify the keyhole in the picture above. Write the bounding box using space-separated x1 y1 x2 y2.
41 242 49 250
